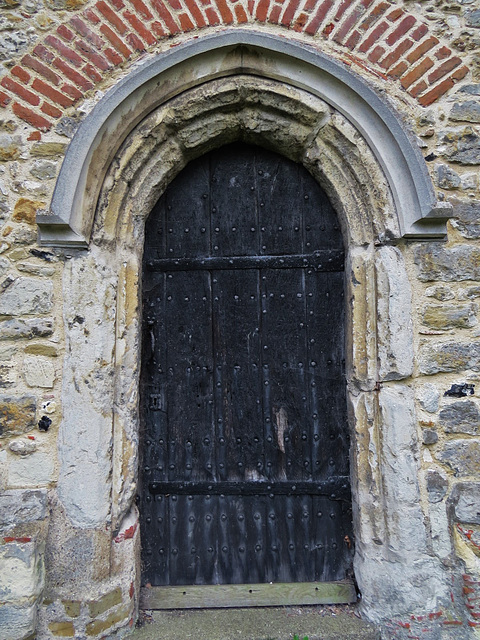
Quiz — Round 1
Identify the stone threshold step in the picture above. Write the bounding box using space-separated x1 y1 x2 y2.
130 606 381 640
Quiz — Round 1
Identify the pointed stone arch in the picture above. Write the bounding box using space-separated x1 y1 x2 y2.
38 31 450 248
49 32 453 630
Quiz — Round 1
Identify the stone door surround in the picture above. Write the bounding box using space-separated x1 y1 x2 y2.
46 33 453 628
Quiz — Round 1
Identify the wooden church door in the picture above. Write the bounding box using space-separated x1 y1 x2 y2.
140 143 354 604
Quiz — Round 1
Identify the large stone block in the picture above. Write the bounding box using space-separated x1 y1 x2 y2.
58 251 116 528
55 117 80 139
13 198 45 225
0 603 36 640
0 489 47 526
435 163 460 189
0 395 36 437
23 356 55 388
448 200 480 239
438 126 480 165
0 134 22 162
414 243 480 282
439 400 480 435
0 345 17 361
419 342 480 374
0 317 54 339
466 8 480 27
458 85 480 97
347 248 377 390
375 247 413 381
45 0 91 10
348 390 386 561
0 362 16 387
8 451 55 487
30 143 67 157
29 160 58 181
9 438 37 455
449 101 480 124
425 284 455 301
429 501 453 559
356 557 449 622
0 29 36 60
421 302 477 329
87 587 122 617
48 621 75 636
17 261 56 277
0 278 53 316
436 439 480 476
426 469 448 503
449 482 480 524
85 603 131 636
416 383 440 413
0 540 43 601
378 384 427 553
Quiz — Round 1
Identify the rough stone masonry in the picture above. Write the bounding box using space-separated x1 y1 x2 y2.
0 0 478 638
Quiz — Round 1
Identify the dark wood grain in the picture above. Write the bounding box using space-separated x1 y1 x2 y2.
140 143 352 593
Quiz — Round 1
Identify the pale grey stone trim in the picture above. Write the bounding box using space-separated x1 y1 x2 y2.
353 384 450 620
39 30 449 247
0 488 47 526
57 248 117 528
375 246 414 381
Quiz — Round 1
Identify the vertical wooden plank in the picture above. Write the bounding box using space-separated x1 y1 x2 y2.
191 495 218 585
217 493 232 584
271 494 292 583
283 495 298 582
140 142 351 591
265 494 284 583
313 495 328 581
312 497 350 582
144 493 168 585
261 268 309 482
142 275 168 482
248 495 266 584
165 271 214 483
185 495 200 584
212 269 263 482
306 270 348 481
210 144 259 257
165 155 211 258
256 149 303 256
168 494 182 585
299 495 315 582
233 496 249 584
301 168 343 252
144 190 166 256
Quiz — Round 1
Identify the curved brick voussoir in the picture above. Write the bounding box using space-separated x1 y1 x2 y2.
0 0 471 131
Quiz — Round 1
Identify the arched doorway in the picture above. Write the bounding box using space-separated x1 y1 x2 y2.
139 143 354 603
46 40 453 627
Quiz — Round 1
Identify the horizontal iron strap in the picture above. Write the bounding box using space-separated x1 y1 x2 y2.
146 250 344 272
148 478 350 501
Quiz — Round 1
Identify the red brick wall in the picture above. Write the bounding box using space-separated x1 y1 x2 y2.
0 0 469 131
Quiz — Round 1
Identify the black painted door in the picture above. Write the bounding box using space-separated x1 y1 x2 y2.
140 143 353 587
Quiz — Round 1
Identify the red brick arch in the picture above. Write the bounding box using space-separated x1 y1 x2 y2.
0 0 469 131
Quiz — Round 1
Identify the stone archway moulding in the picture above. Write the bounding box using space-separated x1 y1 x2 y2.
44 28 459 633
52 67 453 628
37 30 451 248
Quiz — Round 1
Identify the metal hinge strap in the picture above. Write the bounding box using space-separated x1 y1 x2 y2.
148 478 351 500
146 250 344 272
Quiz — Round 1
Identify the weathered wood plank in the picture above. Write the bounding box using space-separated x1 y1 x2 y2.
141 581 357 609
141 143 351 589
